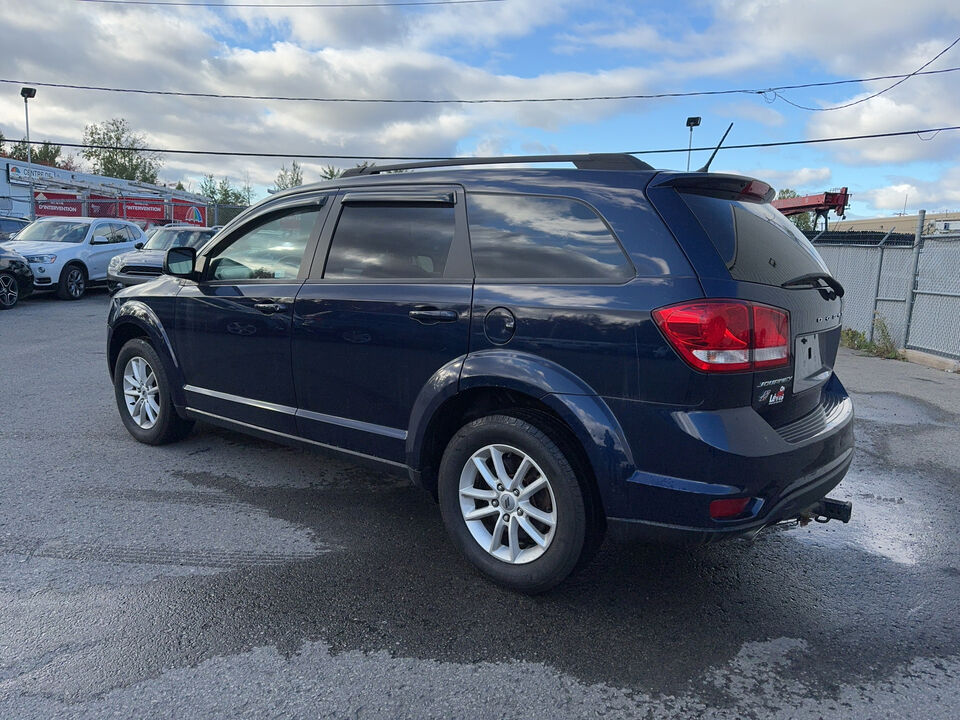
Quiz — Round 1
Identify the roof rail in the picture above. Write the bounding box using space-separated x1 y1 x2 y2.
340 152 654 177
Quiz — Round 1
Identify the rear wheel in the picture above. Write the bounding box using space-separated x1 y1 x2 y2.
0 272 19 309
113 338 194 445
438 414 592 593
57 264 86 300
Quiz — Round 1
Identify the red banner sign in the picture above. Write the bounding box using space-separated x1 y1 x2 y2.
34 191 83 217
88 194 119 218
172 199 207 225
34 192 200 222
121 197 166 220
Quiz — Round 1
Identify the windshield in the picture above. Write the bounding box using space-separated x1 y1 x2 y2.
13 221 89 244
143 228 214 251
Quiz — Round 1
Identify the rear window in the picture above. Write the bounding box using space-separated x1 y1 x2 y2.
681 193 830 286
467 193 634 282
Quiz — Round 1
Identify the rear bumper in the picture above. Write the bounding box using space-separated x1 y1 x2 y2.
607 445 853 543
600 373 854 542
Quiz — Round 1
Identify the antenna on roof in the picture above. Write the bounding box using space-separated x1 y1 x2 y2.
696 122 733 173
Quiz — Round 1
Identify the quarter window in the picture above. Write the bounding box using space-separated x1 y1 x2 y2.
206 207 322 281
324 204 456 280
467 193 633 281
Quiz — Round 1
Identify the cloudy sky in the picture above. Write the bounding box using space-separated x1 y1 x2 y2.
1 0 958 217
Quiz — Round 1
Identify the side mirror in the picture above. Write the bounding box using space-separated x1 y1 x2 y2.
90 237 108 245
164 246 197 278
134 241 144 250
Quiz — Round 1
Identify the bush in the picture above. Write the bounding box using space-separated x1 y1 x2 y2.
839 316 903 360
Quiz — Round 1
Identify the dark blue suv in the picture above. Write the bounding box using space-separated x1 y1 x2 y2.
107 154 854 592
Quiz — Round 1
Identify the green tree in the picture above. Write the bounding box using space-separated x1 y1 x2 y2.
8 139 71 168
81 118 162 183
776 188 813 231
0 130 5 156
200 173 254 224
319 164 342 180
271 161 303 192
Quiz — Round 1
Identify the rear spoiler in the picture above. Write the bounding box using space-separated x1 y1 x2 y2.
649 173 776 204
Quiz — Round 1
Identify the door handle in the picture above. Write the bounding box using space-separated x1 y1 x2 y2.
408 307 459 324
253 302 287 314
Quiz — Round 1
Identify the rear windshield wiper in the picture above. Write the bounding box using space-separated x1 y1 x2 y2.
781 273 845 298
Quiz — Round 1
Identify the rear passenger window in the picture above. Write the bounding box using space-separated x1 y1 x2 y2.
467 193 633 281
324 204 456 280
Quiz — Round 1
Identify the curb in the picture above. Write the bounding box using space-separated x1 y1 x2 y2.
902 349 960 374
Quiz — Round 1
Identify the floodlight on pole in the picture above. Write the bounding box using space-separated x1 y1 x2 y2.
21 87 37 219
685 116 701 172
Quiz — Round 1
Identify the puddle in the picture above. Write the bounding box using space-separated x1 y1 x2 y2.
848 392 947 426
786 468 928 566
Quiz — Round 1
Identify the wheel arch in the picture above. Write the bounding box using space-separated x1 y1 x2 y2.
62 259 89 277
108 301 184 406
407 349 636 520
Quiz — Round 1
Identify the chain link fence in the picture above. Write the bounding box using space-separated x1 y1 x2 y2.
814 210 960 360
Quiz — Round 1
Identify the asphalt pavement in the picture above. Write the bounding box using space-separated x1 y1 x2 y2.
1 290 958 719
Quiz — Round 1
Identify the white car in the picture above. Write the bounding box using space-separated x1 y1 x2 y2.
1 217 146 300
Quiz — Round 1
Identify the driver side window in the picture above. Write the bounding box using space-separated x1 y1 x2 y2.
206 206 322 281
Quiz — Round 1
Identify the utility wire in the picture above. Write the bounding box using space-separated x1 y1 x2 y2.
3 67 959 105
73 0 503 7
776 35 960 111
15 125 960 161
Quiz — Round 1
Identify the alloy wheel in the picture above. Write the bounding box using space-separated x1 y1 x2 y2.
458 443 558 564
122 356 161 429
0 274 18 307
66 268 85 298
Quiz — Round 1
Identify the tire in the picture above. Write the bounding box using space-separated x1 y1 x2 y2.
57 263 87 300
438 413 592 594
113 338 194 445
0 272 19 310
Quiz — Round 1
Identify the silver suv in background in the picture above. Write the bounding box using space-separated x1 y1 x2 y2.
108 226 217 291
1 217 145 299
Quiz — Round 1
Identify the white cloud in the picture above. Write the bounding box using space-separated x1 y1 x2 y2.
746 167 833 192
1 0 957 202
860 167 960 212
0 1 655 194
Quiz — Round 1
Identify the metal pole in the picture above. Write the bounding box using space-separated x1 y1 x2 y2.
869 229 894 344
24 96 34 220
903 209 926 349
686 126 693 172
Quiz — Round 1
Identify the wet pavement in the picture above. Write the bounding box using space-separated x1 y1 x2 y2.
1 291 958 719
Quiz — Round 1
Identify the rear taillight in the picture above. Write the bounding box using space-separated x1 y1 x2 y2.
652 300 789 373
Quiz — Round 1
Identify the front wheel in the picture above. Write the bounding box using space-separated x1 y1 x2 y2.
56 264 86 300
0 272 20 309
113 338 194 445
438 414 591 593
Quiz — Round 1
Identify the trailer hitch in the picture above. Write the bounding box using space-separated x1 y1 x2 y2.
803 497 853 525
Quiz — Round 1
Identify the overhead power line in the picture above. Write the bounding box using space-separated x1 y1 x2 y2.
2 67 959 105
73 0 503 7
776 35 960 111
17 125 960 161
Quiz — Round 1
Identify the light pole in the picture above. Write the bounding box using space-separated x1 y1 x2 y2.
21 87 37 219
685 116 701 172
